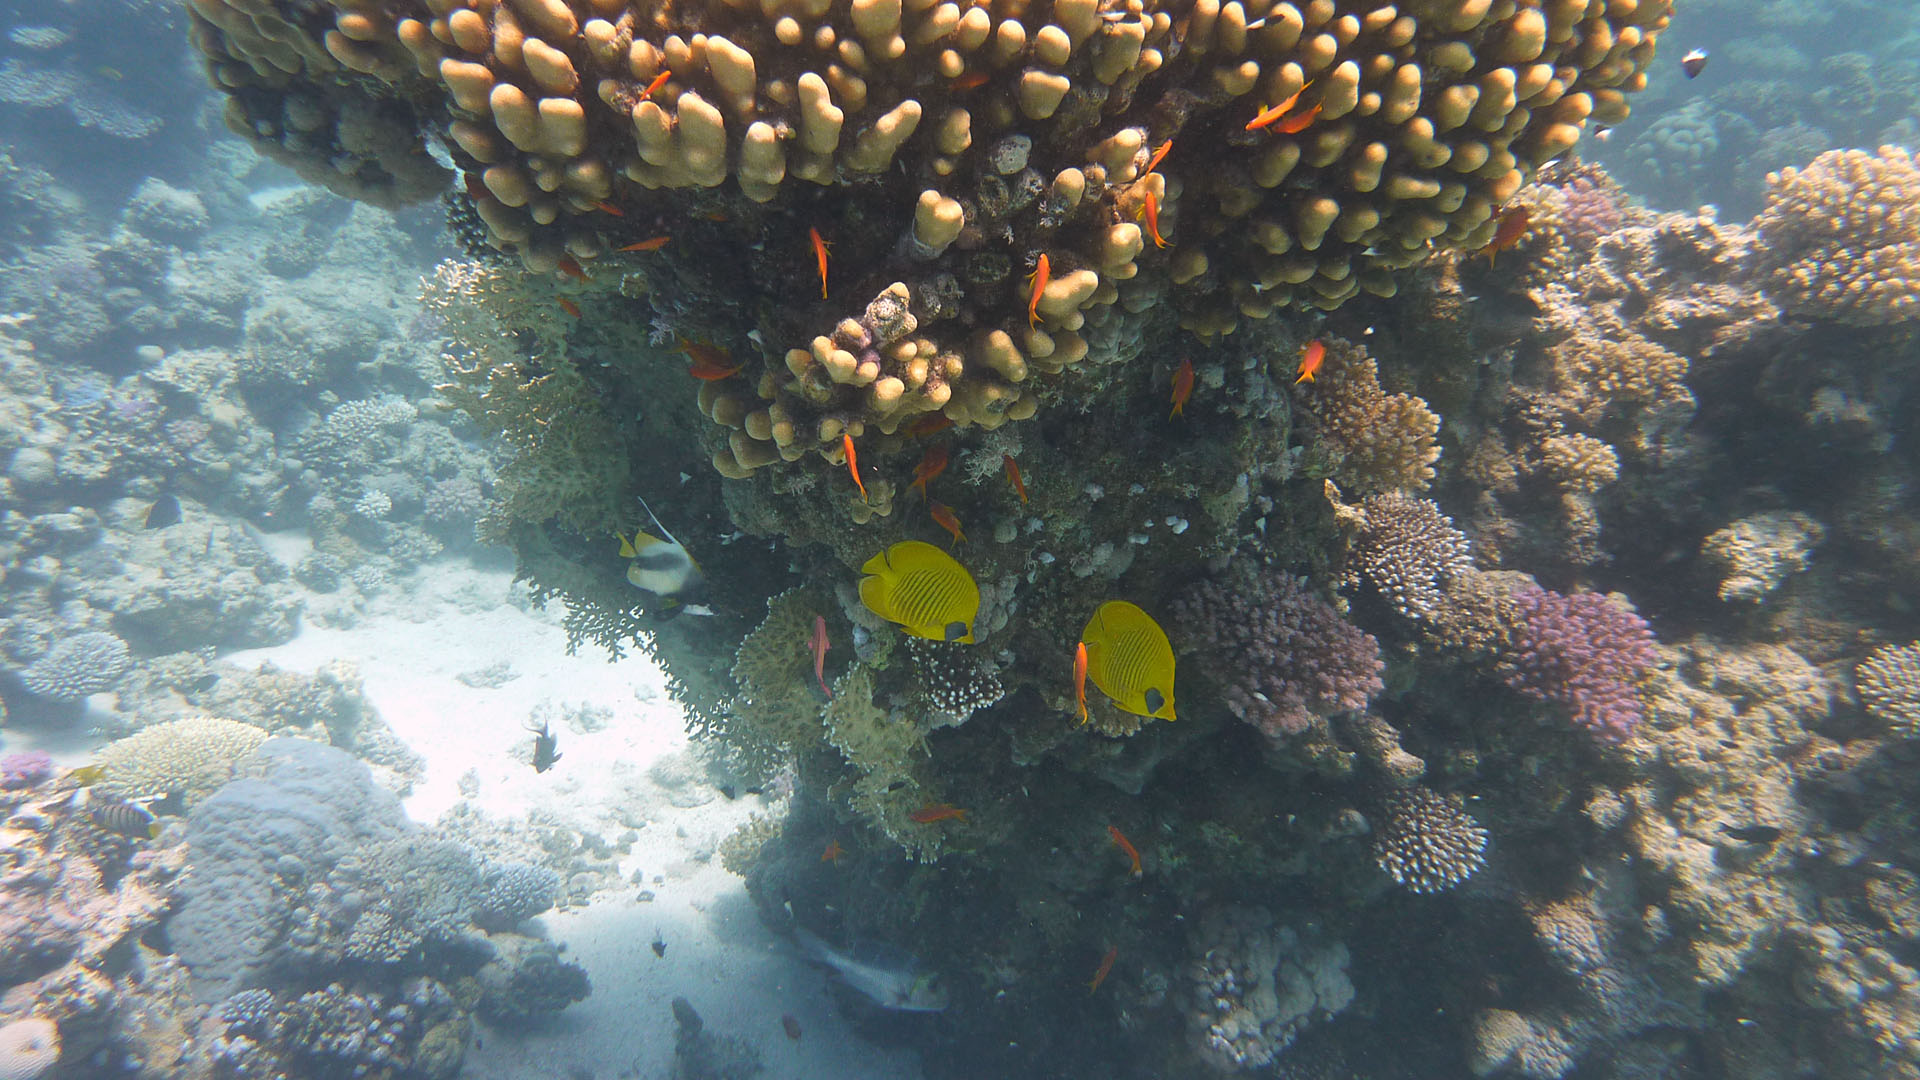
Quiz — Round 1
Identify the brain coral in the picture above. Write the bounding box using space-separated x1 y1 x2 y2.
1754 145 1919 326
188 0 1672 472
96 716 270 809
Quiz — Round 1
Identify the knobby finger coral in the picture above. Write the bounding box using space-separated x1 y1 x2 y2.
1343 489 1473 620
1373 784 1488 894
1754 145 1920 326
1502 586 1657 743
1294 341 1440 494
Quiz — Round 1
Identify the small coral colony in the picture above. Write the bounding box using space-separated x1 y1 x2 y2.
1 0 1918 1074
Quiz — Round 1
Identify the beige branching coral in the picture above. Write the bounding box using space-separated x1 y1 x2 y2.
1857 641 1920 737
96 716 270 810
1754 146 1920 326
1294 340 1439 494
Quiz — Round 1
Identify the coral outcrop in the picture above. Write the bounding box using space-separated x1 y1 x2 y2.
1754 145 1920 326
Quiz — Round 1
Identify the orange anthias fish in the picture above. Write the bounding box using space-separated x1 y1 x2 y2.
1073 640 1089 723
1107 825 1143 877
951 70 990 91
908 803 968 824
1272 103 1322 134
1144 138 1172 176
1245 79 1314 131
929 500 966 546
809 226 831 299
642 69 672 100
557 255 590 282
557 297 581 318
820 839 844 863
810 614 832 699
1295 339 1326 384
1003 455 1027 504
910 443 949 497
679 338 742 380
1479 207 1531 266
1139 189 1168 249
906 413 954 438
618 236 672 252
1169 357 1195 419
1087 945 1118 995
1027 252 1051 329
842 433 868 504
594 200 624 217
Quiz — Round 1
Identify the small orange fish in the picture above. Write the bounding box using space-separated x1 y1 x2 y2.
1144 138 1172 176
810 614 832 699
679 338 741 380
642 69 671 100
908 803 968 824
594 200 625 217
1295 339 1326 384
1245 79 1314 131
1479 207 1531 267
1027 252 1051 329
1073 641 1089 723
1169 358 1194 419
1003 455 1027 504
1139 189 1168 249
782 1014 803 1040
820 839 844 863
906 413 954 438
557 255 590 282
809 226 830 300
842 433 868 504
951 70 990 91
929 500 966 546
557 297 581 318
618 236 672 252
910 444 949 497
703 210 730 222
1107 825 1143 877
1274 103 1322 134
1088 945 1118 995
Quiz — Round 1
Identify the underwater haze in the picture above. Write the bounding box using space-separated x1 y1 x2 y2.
0 0 1918 1077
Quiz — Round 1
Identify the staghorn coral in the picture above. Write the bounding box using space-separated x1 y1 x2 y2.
1342 489 1473 621
17 630 129 700
1183 906 1353 1071
1372 784 1488 894
1294 340 1440 494
1857 641 1920 737
95 716 269 810
1754 145 1920 326
189 0 1672 475
1502 587 1657 743
1169 560 1382 741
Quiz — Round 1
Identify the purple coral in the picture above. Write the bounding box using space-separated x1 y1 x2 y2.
1558 176 1624 248
1503 587 1657 741
1170 565 1384 740
1 750 55 789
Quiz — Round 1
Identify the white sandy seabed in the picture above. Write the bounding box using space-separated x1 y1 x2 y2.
205 556 931 1080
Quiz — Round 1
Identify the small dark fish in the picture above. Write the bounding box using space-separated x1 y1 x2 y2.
718 784 738 800
1681 48 1708 79
1721 823 1782 844
92 798 159 839
781 1014 802 1040
145 493 182 529
651 930 667 958
525 719 562 773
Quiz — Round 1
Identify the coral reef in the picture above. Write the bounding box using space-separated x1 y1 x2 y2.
1857 641 1920 737
1371 785 1487 894
1184 906 1353 1071
95 716 269 809
1341 489 1473 621
1700 510 1823 605
1501 587 1657 743
1753 145 1920 326
16 630 128 700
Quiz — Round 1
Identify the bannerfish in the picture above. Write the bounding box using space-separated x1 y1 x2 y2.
619 494 708 607
145 492 182 529
858 541 979 643
792 926 950 1012
1681 48 1708 79
1081 600 1177 720
525 718 562 772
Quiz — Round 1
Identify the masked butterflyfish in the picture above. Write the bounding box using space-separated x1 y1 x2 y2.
1081 600 1177 720
859 541 980 643
619 494 707 604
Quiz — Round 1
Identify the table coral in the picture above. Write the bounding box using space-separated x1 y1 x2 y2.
95 716 269 810
1754 145 1920 326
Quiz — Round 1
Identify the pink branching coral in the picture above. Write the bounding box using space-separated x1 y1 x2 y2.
1502 587 1658 742
1170 564 1384 740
